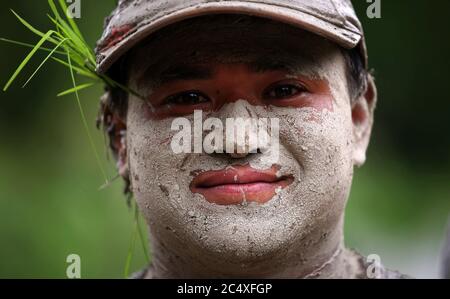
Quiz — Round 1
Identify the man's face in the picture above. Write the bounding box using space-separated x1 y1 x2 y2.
122 17 370 276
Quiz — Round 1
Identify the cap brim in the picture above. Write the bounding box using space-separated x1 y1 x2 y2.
96 1 362 74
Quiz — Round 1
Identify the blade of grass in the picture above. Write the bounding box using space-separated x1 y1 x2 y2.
47 14 93 63
56 0 84 42
124 202 149 278
3 30 56 91
136 206 150 264
98 174 120 191
124 211 139 278
48 0 65 40
11 9 60 46
66 49 109 184
48 0 63 24
22 38 68 88
59 45 87 68
7 6 135 96
47 16 84 58
100 74 145 101
47 1 94 64
57 82 95 97
0 38 66 55
52 57 99 79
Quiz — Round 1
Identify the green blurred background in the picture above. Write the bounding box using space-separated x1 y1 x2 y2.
0 0 449 278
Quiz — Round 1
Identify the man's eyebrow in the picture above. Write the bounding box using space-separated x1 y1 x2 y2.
140 65 213 87
137 57 317 87
249 55 316 74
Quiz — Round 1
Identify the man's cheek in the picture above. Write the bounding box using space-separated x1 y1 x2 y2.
293 94 334 114
278 108 352 177
129 146 179 217
307 122 354 204
127 129 172 189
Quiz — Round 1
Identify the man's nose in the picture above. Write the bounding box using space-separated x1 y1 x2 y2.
218 100 263 158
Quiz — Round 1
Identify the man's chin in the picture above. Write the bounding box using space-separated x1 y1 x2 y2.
178 214 300 259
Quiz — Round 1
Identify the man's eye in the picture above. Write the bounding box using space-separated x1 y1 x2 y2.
263 83 306 100
164 91 210 105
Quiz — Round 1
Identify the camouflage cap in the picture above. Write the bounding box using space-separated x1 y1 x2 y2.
96 0 368 74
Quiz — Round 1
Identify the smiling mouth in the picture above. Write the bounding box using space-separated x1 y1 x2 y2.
190 164 294 205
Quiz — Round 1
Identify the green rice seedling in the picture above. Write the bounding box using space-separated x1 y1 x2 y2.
2 0 150 275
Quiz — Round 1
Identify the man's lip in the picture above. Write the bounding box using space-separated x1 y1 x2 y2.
190 165 294 205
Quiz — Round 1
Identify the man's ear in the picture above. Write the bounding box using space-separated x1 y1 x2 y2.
352 74 377 167
109 113 128 180
98 89 130 193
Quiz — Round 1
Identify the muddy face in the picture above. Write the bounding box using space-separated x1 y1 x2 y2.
122 16 372 278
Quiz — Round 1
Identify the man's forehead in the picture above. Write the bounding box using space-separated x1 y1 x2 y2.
127 15 341 84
